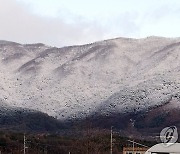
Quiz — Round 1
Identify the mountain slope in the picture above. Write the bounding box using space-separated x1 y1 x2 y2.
0 37 180 122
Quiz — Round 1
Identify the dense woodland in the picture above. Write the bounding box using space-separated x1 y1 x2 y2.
0 129 156 154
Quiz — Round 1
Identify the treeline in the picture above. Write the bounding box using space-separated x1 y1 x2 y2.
0 129 156 154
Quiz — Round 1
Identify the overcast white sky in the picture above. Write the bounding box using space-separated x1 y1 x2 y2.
1 0 180 47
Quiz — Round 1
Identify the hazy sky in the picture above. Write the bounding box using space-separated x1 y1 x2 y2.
1 0 180 47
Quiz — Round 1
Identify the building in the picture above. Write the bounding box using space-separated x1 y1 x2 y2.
123 147 148 154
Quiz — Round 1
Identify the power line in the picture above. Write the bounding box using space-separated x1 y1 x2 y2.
127 140 149 148
127 140 149 154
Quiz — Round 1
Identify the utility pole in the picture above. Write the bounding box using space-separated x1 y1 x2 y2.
24 133 28 154
110 126 113 154
133 140 134 154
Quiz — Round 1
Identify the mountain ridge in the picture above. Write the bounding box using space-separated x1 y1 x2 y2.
0 37 180 123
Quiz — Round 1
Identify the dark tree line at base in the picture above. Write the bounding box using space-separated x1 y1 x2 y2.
0 129 156 154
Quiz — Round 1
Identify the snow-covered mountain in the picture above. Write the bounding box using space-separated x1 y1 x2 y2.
0 37 180 121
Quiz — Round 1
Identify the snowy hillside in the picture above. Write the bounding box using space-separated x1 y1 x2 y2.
0 37 180 120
